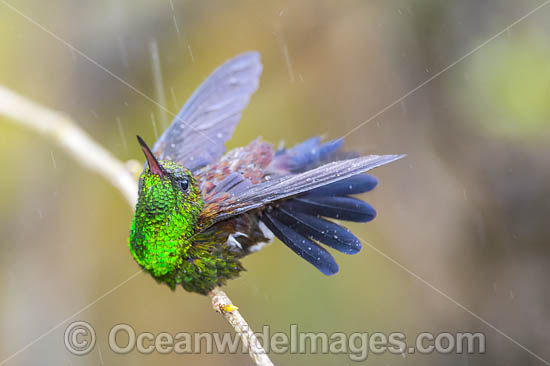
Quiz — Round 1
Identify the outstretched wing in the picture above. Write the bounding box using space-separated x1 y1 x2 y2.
200 154 406 226
152 52 263 171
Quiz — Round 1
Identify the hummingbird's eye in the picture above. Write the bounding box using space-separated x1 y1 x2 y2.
179 179 189 192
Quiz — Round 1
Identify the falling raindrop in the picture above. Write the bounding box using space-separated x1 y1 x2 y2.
187 44 195 63
151 112 159 140
116 117 128 151
50 151 56 169
274 32 295 82
170 87 179 110
149 39 169 129
169 0 181 34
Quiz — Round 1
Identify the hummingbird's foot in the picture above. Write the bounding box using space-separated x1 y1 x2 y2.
210 288 239 313
220 304 239 312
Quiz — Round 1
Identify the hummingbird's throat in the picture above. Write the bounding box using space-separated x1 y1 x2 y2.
128 173 203 277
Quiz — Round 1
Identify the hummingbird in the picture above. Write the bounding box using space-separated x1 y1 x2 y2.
129 52 405 295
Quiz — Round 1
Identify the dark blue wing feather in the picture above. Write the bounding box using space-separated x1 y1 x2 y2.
272 137 358 173
210 154 405 222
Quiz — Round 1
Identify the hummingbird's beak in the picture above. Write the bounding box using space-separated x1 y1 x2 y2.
137 135 164 177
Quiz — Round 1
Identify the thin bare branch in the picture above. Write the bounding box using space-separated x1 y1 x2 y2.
210 288 274 366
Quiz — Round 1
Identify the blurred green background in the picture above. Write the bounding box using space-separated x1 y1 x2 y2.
1 1 549 365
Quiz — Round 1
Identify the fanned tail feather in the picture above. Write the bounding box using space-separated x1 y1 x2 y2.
261 211 339 275
258 138 392 275
269 207 362 254
305 174 378 197
202 136 404 276
283 196 376 222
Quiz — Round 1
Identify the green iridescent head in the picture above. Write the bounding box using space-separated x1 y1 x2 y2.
129 136 204 278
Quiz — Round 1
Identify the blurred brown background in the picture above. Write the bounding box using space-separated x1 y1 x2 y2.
1 0 549 365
